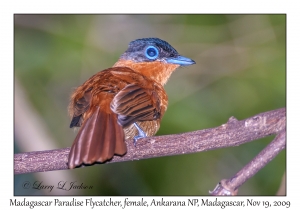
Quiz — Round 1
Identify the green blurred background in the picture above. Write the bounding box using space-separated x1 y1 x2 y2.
14 14 286 195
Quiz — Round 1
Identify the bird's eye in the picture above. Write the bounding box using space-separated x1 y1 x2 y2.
145 46 159 60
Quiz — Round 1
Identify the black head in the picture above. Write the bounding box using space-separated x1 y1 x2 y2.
120 38 195 66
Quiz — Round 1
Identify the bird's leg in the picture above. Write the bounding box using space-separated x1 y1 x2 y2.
133 122 147 146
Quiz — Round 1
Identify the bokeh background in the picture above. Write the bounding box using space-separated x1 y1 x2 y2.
14 14 286 195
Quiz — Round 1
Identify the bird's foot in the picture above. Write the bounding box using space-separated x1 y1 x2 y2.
133 122 147 146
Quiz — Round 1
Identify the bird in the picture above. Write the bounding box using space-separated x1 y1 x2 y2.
68 37 195 169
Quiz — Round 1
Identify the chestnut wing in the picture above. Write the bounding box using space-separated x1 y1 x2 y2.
69 88 92 128
110 84 161 127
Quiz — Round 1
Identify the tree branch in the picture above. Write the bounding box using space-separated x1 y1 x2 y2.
14 108 286 176
210 130 286 195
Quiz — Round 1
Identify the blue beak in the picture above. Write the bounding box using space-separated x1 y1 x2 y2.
166 55 196 66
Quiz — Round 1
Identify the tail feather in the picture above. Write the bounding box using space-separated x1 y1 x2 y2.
68 106 127 169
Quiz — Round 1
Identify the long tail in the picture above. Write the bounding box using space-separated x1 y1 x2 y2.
68 106 127 169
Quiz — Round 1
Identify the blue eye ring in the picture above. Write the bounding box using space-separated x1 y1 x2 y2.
145 46 159 60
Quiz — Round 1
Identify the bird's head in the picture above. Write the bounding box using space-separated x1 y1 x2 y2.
114 38 196 86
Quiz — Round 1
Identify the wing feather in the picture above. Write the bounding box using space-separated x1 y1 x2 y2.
110 84 160 127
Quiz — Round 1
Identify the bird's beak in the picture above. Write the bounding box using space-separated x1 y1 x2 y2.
166 55 196 66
